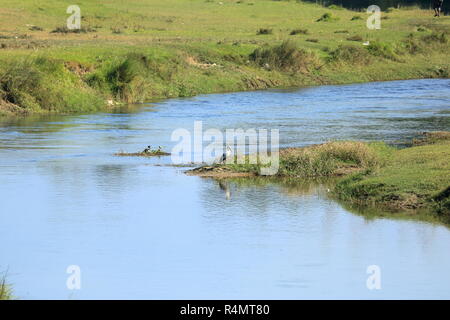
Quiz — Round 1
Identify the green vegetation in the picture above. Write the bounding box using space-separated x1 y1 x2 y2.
210 141 389 178
290 28 309 35
249 41 319 72
335 132 450 215
317 12 340 22
0 275 12 300
0 0 449 116
191 133 450 218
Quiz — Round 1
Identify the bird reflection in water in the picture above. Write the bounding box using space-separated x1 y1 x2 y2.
218 180 231 200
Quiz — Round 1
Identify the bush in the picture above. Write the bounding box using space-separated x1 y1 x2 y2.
316 12 339 22
421 32 448 45
329 45 372 65
366 41 400 61
51 26 96 33
29 26 44 31
256 28 272 35
401 34 423 54
278 141 381 177
290 28 308 35
351 15 362 21
249 41 319 72
0 57 102 113
105 53 152 102
346 35 363 42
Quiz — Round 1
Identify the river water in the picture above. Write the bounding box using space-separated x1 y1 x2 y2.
0 79 449 299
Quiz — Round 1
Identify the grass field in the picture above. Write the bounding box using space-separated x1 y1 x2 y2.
0 0 449 116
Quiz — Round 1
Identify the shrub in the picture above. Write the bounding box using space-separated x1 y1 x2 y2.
0 275 12 300
351 15 362 21
278 141 380 177
401 34 423 54
366 41 400 61
51 26 96 33
316 12 339 22
249 41 319 72
111 27 122 34
421 32 448 45
105 53 152 102
29 26 44 31
329 45 372 65
290 28 308 35
0 57 102 113
346 35 363 42
256 28 272 35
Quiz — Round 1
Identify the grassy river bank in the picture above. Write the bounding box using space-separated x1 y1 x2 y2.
0 0 449 117
189 132 450 220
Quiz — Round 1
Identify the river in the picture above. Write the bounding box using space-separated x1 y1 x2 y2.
0 79 449 299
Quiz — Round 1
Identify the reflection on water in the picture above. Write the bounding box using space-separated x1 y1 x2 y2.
0 79 450 299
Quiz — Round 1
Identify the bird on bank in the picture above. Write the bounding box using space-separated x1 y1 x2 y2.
143 145 152 153
218 145 233 164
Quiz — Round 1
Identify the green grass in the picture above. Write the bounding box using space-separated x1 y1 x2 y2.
0 275 12 300
194 133 450 217
211 141 389 177
335 133 450 215
0 0 449 116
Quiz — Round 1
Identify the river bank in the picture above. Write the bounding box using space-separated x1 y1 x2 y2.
188 132 450 218
1 1 449 117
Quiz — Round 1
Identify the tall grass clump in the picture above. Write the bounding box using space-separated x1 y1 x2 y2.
249 41 319 72
329 45 372 65
0 57 102 114
256 28 272 35
366 41 401 61
277 141 382 177
290 28 308 35
51 26 96 33
0 274 12 300
421 32 448 45
316 12 339 22
401 34 423 54
88 53 153 103
346 35 363 42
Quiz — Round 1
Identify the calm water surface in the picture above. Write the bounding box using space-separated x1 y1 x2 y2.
0 79 449 299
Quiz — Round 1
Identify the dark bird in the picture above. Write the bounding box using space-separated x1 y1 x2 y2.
218 145 232 164
143 145 151 153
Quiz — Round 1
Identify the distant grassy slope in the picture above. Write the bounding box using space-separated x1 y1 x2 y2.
0 0 449 116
